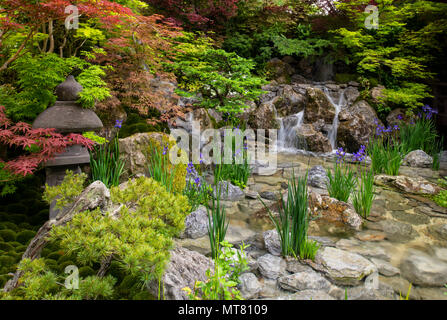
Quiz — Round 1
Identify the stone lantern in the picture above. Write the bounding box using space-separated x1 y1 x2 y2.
33 75 103 219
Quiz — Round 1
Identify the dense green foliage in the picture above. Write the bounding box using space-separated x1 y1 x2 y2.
326 161 357 202
184 241 249 300
42 170 87 210
90 137 125 188
167 33 266 118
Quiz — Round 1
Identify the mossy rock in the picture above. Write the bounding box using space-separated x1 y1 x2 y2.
8 214 27 224
5 203 28 215
18 222 33 230
0 230 17 242
8 241 22 248
79 266 96 278
15 245 27 253
0 242 14 252
0 221 19 232
16 230 35 245
0 255 16 267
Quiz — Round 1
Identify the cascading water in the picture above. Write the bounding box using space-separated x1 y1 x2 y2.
323 87 346 150
277 110 304 152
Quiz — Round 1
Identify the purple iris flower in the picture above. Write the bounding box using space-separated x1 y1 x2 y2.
397 114 403 120
115 119 123 128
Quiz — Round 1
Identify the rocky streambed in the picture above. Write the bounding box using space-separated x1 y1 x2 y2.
178 152 447 300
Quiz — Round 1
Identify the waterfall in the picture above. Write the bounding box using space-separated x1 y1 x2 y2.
323 87 346 150
277 110 305 152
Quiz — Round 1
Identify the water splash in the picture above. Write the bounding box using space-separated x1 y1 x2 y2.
324 87 346 149
277 110 305 152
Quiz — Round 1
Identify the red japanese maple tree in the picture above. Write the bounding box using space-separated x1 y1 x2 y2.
0 106 94 177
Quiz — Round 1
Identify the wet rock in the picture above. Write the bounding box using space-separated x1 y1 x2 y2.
412 287 447 300
308 236 336 247
307 165 329 189
238 273 262 299
309 192 362 230
257 254 287 280
147 246 213 300
180 206 209 239
304 87 336 124
263 229 281 256
379 220 417 242
259 191 279 201
285 258 313 273
335 238 391 261
244 189 259 199
247 98 280 130
337 100 382 152
295 123 333 153
403 150 433 168
374 175 441 195
214 181 245 201
275 85 306 117
311 247 377 286
355 230 387 242
400 249 447 287
344 86 360 106
390 210 430 225
278 269 331 292
371 258 400 277
434 247 447 262
345 284 397 300
378 275 420 300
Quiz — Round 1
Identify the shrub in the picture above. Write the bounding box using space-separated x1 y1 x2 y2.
49 176 190 287
261 171 319 260
167 33 266 121
42 171 87 210
0 242 14 251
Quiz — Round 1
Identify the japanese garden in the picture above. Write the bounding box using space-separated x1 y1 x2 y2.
0 0 447 301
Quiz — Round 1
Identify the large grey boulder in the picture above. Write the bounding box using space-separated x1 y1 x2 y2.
213 181 245 201
370 258 400 277
403 150 433 168
337 100 382 153
263 229 282 256
278 269 331 292
400 249 447 287
307 165 329 189
180 206 209 239
257 254 287 280
238 273 262 299
147 246 214 300
311 247 377 286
